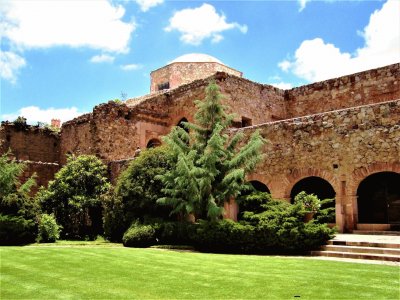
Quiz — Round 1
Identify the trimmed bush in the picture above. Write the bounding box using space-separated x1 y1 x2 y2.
237 191 273 219
156 221 195 245
122 223 157 247
0 214 36 245
38 214 61 243
192 219 255 253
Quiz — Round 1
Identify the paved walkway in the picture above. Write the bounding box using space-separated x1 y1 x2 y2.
333 233 400 244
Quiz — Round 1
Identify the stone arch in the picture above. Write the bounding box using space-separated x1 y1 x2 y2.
350 162 400 196
177 117 189 132
290 176 336 203
283 168 338 200
146 138 161 148
249 180 270 193
356 171 400 225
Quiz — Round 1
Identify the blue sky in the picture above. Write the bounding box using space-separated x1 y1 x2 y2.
1 0 399 124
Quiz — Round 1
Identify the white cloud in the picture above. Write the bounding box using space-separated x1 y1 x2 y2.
298 0 311 12
165 3 247 45
1 106 85 124
280 0 400 82
120 64 142 71
0 50 26 84
269 82 293 90
135 0 163 12
90 54 115 63
1 0 135 53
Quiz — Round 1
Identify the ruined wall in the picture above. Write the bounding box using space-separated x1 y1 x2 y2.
0 123 60 162
0 123 60 189
150 62 242 92
286 63 400 118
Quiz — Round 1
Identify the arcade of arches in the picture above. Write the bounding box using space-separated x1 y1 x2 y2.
236 171 400 233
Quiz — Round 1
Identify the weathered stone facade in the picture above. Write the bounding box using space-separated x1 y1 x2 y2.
1 56 399 233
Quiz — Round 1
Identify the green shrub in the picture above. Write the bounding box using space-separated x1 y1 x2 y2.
156 221 195 245
191 199 335 254
192 219 255 253
0 214 36 245
102 190 126 242
294 191 321 212
38 214 61 243
107 146 173 242
38 155 110 240
122 223 157 247
237 191 273 219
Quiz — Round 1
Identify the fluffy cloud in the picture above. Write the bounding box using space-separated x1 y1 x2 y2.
298 0 311 12
135 0 163 12
120 64 142 71
90 54 115 63
0 50 26 84
1 0 135 53
0 0 136 83
269 82 293 90
279 0 400 82
165 3 247 45
1 106 85 124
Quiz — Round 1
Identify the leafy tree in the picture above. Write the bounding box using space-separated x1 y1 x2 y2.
0 151 37 245
103 146 173 241
38 155 110 239
157 81 265 220
0 151 37 219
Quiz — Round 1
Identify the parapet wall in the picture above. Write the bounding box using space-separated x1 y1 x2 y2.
0 123 60 162
286 63 400 118
240 99 400 200
0 123 61 189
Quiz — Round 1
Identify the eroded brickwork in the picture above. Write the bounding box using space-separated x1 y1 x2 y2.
286 63 399 118
0 123 60 188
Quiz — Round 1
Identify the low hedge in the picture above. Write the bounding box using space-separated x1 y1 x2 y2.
0 214 36 245
122 223 156 247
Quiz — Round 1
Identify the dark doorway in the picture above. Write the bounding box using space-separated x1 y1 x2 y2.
357 172 400 224
250 180 270 193
146 139 161 148
177 118 189 132
290 176 336 203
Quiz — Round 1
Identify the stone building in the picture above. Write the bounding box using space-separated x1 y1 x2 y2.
1 54 399 233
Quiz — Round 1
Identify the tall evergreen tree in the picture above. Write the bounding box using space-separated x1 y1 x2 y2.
157 81 265 220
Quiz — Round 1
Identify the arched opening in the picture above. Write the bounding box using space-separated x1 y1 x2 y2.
290 176 336 202
290 176 336 222
249 180 270 193
357 172 400 225
146 138 161 149
177 118 189 132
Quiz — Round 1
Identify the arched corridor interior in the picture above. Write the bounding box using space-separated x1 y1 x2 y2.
357 172 400 225
146 139 161 148
290 176 336 222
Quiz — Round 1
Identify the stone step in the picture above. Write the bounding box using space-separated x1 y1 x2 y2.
322 245 400 256
310 250 400 262
353 230 400 236
327 240 400 249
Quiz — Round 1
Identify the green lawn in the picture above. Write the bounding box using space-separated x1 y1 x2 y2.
1 244 399 299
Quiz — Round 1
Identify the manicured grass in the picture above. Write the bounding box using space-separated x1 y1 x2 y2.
1 245 398 299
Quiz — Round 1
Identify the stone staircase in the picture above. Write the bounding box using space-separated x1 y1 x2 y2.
311 234 400 262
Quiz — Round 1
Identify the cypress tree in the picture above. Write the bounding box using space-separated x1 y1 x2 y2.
157 81 265 220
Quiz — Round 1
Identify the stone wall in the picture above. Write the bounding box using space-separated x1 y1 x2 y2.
239 99 400 232
0 123 60 189
150 62 242 92
286 63 400 118
0 123 60 162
